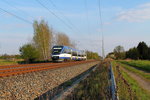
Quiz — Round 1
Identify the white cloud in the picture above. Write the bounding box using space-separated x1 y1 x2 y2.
117 3 150 22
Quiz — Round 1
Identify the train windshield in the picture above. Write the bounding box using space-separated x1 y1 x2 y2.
52 46 63 54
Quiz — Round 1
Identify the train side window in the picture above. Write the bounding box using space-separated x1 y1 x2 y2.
72 51 77 56
72 51 75 56
67 48 69 53
63 48 67 53
78 52 80 56
68 49 71 54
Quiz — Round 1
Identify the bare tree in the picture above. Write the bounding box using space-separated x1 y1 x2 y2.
33 20 53 61
114 45 125 59
56 32 76 48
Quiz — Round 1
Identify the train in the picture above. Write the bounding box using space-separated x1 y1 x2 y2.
51 45 87 62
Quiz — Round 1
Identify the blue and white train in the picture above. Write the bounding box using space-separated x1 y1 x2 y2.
51 45 87 62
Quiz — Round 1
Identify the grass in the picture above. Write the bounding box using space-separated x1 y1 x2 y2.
119 60 150 72
117 61 150 80
122 70 150 100
0 59 18 66
112 61 150 100
112 61 134 100
65 61 111 100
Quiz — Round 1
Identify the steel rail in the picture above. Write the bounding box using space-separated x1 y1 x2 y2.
0 60 94 77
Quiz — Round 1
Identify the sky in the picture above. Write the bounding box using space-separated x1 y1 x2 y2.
0 0 150 56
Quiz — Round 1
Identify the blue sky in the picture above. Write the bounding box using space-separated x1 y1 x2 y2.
0 0 150 56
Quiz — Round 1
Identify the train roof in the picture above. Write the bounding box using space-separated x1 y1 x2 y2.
52 45 85 52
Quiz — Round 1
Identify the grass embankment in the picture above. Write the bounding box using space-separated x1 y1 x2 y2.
0 59 18 66
117 60 150 80
65 61 111 100
119 60 150 72
112 61 150 100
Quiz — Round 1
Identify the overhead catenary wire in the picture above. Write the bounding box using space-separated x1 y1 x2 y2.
98 0 105 58
0 7 32 24
47 0 81 33
2 0 35 20
84 0 91 35
35 0 76 32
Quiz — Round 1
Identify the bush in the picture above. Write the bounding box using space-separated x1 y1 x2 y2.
20 44 40 63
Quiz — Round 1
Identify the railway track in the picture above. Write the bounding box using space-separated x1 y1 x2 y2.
0 60 94 77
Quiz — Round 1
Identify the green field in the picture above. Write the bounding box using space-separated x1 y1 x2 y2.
119 60 150 72
112 61 150 100
117 61 150 80
0 59 18 66
122 69 150 100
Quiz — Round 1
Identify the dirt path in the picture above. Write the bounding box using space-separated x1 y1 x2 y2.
120 67 150 93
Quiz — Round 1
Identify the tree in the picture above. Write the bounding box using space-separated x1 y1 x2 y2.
148 47 150 60
33 20 53 61
86 51 100 60
113 45 125 59
56 32 76 48
106 52 116 59
137 41 149 60
126 47 139 60
20 44 40 63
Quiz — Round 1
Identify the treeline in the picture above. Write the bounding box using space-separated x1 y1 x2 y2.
20 20 75 63
0 54 21 60
126 41 150 60
86 51 100 60
107 41 150 60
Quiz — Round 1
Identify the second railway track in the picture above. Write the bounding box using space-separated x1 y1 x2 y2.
0 60 94 77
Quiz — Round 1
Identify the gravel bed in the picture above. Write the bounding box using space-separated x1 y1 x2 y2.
0 61 99 100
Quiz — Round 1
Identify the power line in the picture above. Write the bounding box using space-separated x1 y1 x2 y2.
35 0 75 32
2 0 35 20
47 0 81 33
0 7 32 24
48 0 76 28
98 0 105 58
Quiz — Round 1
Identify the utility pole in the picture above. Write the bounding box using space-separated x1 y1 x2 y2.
98 0 105 60
102 35 105 59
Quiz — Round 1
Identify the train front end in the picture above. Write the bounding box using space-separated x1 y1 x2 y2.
51 46 64 62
